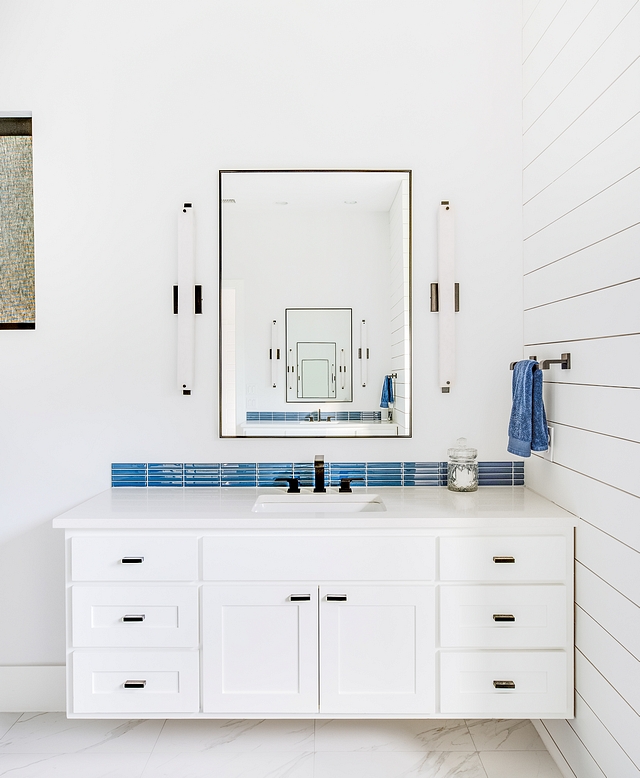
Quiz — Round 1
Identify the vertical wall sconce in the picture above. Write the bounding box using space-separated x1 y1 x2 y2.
359 319 368 387
431 200 458 393
270 319 280 388
176 203 195 395
339 348 346 390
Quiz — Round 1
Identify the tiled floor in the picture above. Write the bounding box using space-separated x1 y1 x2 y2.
0 714 564 777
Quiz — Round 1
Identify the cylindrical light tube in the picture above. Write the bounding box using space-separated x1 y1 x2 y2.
177 203 195 395
437 201 455 393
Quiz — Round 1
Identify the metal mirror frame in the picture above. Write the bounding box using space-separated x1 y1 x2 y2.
218 169 412 439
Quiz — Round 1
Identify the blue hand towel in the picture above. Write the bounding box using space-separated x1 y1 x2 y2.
507 360 548 457
380 375 394 408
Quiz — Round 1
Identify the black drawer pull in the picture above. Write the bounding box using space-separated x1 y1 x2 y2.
493 680 516 690
123 680 146 689
326 594 347 602
121 557 145 564
493 614 516 622
122 614 146 622
493 556 515 564
289 594 311 602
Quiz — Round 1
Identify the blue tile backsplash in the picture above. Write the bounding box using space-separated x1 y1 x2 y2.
112 461 524 487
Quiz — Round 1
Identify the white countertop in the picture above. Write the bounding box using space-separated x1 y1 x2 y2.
52 487 576 530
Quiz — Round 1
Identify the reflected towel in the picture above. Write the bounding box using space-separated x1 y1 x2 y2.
380 375 394 408
507 360 548 458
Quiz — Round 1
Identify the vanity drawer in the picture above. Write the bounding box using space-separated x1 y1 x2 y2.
202 535 435 581
439 585 567 648
71 537 198 581
439 651 569 715
71 586 198 648
439 536 567 582
71 650 199 713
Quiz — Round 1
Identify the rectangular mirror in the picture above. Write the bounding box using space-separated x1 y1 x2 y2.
219 170 411 438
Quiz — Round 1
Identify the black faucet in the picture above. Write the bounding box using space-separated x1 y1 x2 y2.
314 454 326 493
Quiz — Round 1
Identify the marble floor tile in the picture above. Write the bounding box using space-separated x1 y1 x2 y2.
314 751 488 778
466 719 545 751
480 750 564 778
0 714 21 740
315 719 475 752
0 753 149 777
0 713 164 754
141 750 314 778
153 718 314 754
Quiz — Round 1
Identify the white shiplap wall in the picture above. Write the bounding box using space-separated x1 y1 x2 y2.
388 179 410 434
522 1 640 776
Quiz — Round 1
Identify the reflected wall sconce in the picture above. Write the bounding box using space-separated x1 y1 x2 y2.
270 319 280 388
431 200 459 393
359 319 368 387
175 203 202 396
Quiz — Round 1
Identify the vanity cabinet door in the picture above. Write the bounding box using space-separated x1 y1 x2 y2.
319 585 435 714
202 585 318 714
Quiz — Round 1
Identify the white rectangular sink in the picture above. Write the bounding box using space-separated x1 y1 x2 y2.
252 492 386 513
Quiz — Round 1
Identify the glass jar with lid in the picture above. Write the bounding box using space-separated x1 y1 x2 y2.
447 437 478 492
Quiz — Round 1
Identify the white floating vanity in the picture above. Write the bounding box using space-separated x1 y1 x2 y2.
53 486 575 719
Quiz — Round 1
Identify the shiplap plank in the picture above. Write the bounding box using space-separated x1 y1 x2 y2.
532 423 640 497
524 280 640 343
544 383 640 443
576 651 640 768
576 563 640 661
524 221 640 308
527 455 640 551
523 3 640 165
571 693 640 777
542 719 607 778
532 721 578 778
524 0 568 61
524 168 640 270
524 0 544 26
522 335 640 388
524 0 638 124
524 111 640 236
577 607 640 716
577 520 640 603
524 58 640 201
523 0 600 94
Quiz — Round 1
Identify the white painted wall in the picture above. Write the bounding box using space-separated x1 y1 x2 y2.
522 0 640 775
0 0 522 674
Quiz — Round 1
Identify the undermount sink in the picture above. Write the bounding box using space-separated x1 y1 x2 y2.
252 492 386 513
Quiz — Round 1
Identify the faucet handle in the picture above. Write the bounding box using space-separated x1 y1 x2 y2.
274 477 300 494
339 477 364 493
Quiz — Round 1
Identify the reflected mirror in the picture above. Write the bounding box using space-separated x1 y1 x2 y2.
219 170 411 438
286 308 352 402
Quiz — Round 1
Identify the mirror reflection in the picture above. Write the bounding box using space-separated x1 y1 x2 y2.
286 308 352 402
219 170 411 438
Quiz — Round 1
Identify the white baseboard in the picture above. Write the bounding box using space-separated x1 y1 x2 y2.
532 719 577 778
0 666 65 712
